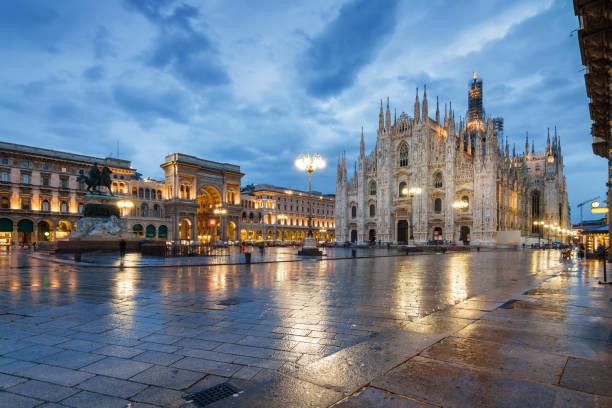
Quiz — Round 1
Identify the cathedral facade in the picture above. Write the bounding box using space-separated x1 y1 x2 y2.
335 75 569 245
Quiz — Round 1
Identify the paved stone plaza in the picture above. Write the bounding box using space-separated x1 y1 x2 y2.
0 249 610 407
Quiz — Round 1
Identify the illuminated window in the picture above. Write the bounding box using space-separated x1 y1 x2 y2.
21 197 30 210
60 201 68 213
41 200 50 212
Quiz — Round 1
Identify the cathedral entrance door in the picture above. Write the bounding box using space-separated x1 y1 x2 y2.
433 227 442 243
368 229 376 244
397 220 408 243
350 230 357 243
460 226 470 245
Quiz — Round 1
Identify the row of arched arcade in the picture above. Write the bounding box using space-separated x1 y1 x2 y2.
0 217 77 247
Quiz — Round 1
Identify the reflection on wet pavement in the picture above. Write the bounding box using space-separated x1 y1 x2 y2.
0 249 608 407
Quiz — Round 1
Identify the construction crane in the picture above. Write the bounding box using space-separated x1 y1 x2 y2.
577 196 600 230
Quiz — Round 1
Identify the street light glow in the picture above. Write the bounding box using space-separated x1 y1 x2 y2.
295 153 325 172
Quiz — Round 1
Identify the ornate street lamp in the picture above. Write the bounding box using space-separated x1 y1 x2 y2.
401 186 421 242
295 153 325 255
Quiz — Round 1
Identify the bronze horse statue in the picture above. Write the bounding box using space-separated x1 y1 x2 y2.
77 164 114 195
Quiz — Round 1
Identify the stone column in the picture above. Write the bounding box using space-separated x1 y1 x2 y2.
12 223 18 247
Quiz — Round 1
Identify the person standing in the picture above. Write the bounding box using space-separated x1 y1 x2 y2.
119 239 127 261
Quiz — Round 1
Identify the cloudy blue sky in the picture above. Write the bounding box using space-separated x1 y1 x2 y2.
0 0 604 222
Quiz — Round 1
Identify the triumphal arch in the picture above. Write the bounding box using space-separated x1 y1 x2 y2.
161 153 242 243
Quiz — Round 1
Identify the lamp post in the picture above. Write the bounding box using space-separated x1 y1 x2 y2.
213 207 227 245
402 186 422 243
295 153 325 255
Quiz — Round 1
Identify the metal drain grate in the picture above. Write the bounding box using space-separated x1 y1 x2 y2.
187 383 240 407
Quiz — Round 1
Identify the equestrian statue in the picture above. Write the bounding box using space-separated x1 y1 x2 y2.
77 163 114 195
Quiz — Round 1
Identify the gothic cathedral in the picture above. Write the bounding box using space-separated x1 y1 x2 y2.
334 75 569 245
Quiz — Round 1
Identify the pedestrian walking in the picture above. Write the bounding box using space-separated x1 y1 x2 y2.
119 239 127 261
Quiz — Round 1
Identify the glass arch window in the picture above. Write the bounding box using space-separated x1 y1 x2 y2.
434 198 442 213
399 143 409 167
351 206 357 218
433 173 443 188
369 204 375 217
369 181 376 196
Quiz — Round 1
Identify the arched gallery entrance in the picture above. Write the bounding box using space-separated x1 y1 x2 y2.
197 186 221 242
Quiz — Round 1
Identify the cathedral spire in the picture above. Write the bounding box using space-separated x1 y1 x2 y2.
360 127 365 158
385 97 391 131
444 103 448 128
505 137 509 157
525 132 529 157
422 85 428 122
532 138 534 154
394 108 397 126
414 88 420 123
435 96 440 124
546 128 551 154
378 100 384 132
553 125 558 154
512 143 516 157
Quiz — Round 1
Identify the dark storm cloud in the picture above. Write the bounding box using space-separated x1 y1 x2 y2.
124 0 230 88
300 0 399 98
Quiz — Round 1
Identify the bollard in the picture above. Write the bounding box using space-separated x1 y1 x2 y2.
245 253 251 264
351 249 356 258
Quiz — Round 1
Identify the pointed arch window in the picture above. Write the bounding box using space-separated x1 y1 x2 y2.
399 143 409 167
369 181 376 196
433 173 443 188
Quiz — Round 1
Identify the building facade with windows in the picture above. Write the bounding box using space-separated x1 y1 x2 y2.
335 75 569 245
0 142 334 246
239 184 335 243
0 142 133 246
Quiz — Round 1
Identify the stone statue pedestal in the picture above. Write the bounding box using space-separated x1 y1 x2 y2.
40 194 138 254
298 235 322 256
71 194 131 239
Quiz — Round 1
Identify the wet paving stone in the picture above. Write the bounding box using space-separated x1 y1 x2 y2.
80 356 152 379
0 249 609 406
6 379 78 402
372 356 612 408
332 387 430 407
559 357 612 397
421 336 568 384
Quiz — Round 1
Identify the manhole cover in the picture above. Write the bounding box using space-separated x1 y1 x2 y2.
187 383 240 407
